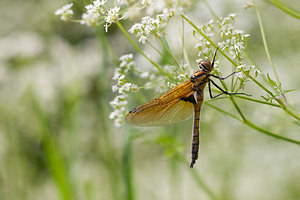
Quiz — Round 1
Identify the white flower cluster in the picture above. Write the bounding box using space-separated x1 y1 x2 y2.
217 14 250 60
194 19 215 57
109 54 138 127
55 1 120 32
54 3 74 21
141 0 153 6
194 14 250 63
236 64 262 88
158 64 189 91
81 0 107 27
236 64 262 78
104 7 121 32
193 14 255 89
129 9 175 43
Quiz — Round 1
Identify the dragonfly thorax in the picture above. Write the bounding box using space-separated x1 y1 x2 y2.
190 70 209 92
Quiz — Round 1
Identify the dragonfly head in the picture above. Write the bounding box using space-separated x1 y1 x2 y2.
198 48 219 72
198 60 213 72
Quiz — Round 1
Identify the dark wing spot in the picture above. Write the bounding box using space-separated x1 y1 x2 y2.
181 95 196 104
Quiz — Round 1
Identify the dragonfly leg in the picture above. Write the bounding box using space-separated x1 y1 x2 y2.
211 47 219 68
209 79 251 98
208 80 225 99
209 72 236 80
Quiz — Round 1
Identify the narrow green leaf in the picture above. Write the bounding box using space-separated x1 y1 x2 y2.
267 73 277 87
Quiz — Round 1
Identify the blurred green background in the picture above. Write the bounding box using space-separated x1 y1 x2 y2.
1 0 300 200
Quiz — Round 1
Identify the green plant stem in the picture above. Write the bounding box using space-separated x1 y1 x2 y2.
234 95 281 108
245 53 274 89
148 42 176 66
159 38 181 68
205 102 300 145
205 102 240 121
202 0 219 20
96 27 122 200
205 91 281 108
123 129 134 200
266 0 300 19
181 17 185 64
116 21 174 81
255 5 283 94
229 96 246 121
276 103 300 122
248 75 275 97
249 76 300 121
180 14 237 69
244 119 300 144
30 93 73 200
189 169 218 200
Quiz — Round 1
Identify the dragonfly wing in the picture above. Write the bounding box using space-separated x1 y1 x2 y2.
126 80 195 126
126 98 194 126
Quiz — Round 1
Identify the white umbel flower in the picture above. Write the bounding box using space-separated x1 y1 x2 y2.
54 3 74 21
81 0 107 26
104 7 120 32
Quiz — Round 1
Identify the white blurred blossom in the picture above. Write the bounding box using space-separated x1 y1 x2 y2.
55 3 73 21
104 7 120 32
129 9 174 43
81 13 101 26
110 54 138 127
81 0 107 26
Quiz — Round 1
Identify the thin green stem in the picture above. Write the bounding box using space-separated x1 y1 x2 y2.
138 79 164 90
148 42 176 66
189 169 219 200
205 102 241 121
123 129 135 200
202 0 219 20
266 0 300 19
181 17 185 64
248 75 275 97
177 156 218 200
181 15 220 57
244 119 300 145
245 53 273 88
205 102 300 145
278 104 300 121
116 21 174 81
249 76 300 121
234 95 281 108
30 93 73 200
159 38 181 68
205 89 281 108
230 96 246 121
255 5 283 93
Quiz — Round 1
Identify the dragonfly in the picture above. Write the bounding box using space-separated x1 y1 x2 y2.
126 48 248 168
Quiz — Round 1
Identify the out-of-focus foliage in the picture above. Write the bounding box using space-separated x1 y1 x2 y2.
0 0 300 200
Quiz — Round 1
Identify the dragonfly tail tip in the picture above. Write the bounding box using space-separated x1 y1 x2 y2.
190 162 194 168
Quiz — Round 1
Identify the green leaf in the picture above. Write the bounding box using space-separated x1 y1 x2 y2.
284 89 296 93
267 73 277 87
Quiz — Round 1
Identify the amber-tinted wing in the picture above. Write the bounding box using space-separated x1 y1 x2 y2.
126 80 195 126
